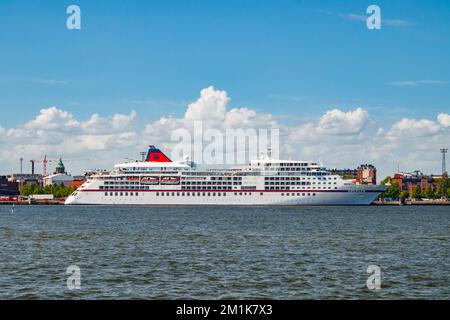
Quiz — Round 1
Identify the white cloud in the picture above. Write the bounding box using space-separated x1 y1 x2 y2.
388 80 448 86
437 113 450 128
338 13 412 26
81 110 137 134
24 107 79 131
317 108 368 135
145 85 278 135
289 107 369 141
184 86 229 128
0 107 139 174
386 118 441 140
0 86 448 180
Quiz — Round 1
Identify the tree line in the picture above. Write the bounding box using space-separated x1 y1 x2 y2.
380 172 450 201
20 183 77 198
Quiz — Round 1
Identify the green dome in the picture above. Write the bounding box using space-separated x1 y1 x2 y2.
55 158 66 174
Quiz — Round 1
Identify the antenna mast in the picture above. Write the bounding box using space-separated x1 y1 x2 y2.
441 148 448 174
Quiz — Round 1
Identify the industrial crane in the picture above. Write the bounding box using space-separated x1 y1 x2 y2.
29 156 90 176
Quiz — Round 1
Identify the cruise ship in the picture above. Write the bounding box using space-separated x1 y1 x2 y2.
65 146 387 206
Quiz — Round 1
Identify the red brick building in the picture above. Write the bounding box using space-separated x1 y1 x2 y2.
356 164 377 185
392 171 435 196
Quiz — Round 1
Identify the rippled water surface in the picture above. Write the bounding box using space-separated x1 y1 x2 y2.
0 205 448 299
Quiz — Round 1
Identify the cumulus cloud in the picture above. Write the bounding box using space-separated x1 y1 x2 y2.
437 113 450 128
24 107 79 131
289 107 369 142
81 110 137 134
144 86 279 142
184 86 229 128
0 86 448 179
385 118 441 140
317 108 369 135
0 107 139 174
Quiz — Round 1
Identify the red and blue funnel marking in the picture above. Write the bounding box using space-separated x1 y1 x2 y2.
145 145 172 162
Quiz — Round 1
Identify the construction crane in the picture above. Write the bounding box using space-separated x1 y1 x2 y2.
30 156 90 176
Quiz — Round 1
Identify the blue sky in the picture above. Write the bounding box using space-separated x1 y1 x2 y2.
1 0 449 126
0 0 449 176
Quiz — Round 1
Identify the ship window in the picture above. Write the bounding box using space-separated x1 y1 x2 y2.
182 193 185 196
281 193 284 196
115 192 118 196
161 192 164 196
156 192 159 196
260 193 263 196
110 192 113 196
223 193 226 197
105 192 108 196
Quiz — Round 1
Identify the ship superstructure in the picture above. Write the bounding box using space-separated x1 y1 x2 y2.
65 146 386 205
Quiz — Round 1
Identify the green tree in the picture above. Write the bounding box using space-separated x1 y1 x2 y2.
447 188 450 198
422 186 434 199
380 176 392 185
400 191 409 202
412 185 422 200
382 181 400 199
20 183 76 198
434 172 449 199
20 183 43 196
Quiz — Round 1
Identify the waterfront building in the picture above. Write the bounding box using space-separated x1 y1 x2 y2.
331 164 377 185
392 171 435 196
7 174 43 188
0 176 19 196
43 158 74 187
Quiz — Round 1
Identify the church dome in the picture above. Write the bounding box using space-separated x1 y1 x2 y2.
55 158 66 174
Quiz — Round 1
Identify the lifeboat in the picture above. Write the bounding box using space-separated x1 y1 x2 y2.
140 176 160 185
161 176 180 185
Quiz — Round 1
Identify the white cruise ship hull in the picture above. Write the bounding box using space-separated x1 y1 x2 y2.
65 146 386 206
65 188 384 206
